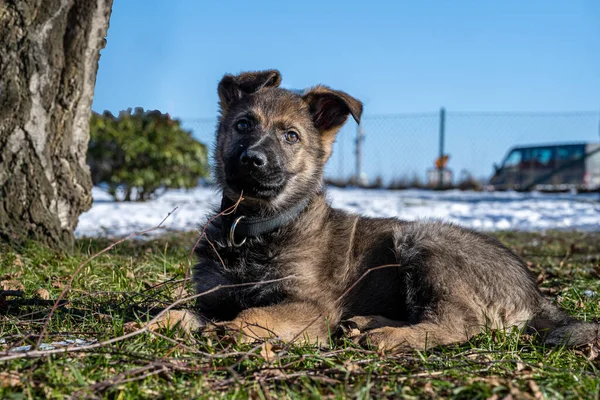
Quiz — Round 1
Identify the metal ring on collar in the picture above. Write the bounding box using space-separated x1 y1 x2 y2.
229 215 247 247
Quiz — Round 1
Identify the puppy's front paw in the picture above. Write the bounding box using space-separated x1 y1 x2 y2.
146 309 206 337
340 316 410 342
355 327 408 354
201 320 259 344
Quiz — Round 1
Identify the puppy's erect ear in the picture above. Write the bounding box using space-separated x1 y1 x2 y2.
303 86 362 131
218 70 282 111
303 86 363 157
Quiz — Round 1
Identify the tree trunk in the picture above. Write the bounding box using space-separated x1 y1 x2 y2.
0 0 113 248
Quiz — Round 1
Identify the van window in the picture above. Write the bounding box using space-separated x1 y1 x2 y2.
503 150 522 168
531 148 554 167
557 145 585 161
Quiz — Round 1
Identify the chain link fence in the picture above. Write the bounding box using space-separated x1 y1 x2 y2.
182 111 600 188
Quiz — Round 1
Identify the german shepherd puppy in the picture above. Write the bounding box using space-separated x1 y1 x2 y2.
192 70 598 352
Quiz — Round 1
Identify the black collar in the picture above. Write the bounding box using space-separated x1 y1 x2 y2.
218 196 312 247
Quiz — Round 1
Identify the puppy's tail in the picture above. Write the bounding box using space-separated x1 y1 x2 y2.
529 300 599 347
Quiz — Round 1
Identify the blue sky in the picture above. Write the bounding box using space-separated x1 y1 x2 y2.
92 1 600 181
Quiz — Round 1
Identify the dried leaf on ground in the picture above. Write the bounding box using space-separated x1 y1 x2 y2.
0 371 21 388
260 341 276 361
1 280 24 291
13 255 24 268
51 280 65 289
259 341 284 361
528 380 544 400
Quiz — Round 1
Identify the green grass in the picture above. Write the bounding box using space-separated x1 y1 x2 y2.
1 231 599 399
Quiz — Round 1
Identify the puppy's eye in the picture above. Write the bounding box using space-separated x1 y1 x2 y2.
235 119 251 132
284 131 300 144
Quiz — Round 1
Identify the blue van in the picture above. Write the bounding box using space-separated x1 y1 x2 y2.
489 142 600 191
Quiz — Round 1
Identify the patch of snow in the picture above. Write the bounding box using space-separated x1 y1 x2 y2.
8 338 97 353
75 186 600 238
76 186 221 237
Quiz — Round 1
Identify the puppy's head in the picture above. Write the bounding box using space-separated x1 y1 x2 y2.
214 69 362 208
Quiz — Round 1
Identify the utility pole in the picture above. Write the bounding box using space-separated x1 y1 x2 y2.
437 107 446 190
355 124 365 186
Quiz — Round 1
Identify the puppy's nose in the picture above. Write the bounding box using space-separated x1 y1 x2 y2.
239 149 268 169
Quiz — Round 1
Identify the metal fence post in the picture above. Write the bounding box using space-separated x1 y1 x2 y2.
597 107 600 141
355 123 364 185
437 107 446 189
597 107 600 202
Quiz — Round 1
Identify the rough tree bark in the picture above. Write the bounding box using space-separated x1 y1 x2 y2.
0 0 113 248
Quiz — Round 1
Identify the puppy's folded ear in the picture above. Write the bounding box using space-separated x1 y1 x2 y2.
303 86 363 158
218 70 282 111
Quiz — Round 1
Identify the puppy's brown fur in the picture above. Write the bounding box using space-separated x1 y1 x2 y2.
192 70 598 352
